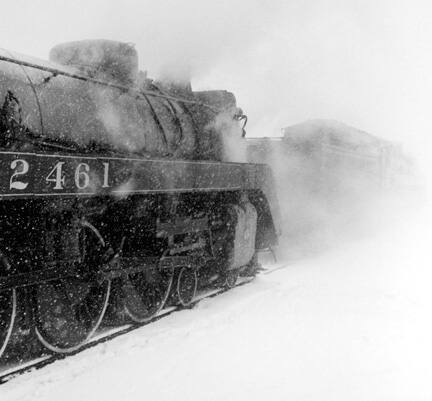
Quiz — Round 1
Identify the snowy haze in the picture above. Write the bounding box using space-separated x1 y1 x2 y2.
1 1 432 400
2 0 431 147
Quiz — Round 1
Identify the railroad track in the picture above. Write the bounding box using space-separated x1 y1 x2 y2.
0 262 288 385
0 270 265 385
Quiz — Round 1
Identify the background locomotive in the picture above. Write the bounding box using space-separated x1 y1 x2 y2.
0 40 279 360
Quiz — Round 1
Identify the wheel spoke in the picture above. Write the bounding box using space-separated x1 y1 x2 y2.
0 289 16 359
77 294 93 329
122 264 174 323
177 267 197 306
34 220 111 353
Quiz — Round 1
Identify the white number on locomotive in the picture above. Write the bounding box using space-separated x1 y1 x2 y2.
74 163 90 189
10 159 29 190
46 162 66 190
8 158 111 192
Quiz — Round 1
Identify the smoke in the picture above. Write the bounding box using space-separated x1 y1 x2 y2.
3 2 431 159
248 120 423 262
1 1 431 146
92 87 146 152
2 0 282 84
206 111 247 163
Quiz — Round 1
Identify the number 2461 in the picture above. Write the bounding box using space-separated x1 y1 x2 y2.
10 159 110 191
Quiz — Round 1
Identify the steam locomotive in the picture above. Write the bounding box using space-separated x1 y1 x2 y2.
0 40 279 359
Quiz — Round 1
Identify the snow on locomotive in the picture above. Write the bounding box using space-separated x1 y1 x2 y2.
0 40 279 359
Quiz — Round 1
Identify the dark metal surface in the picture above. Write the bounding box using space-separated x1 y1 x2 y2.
0 253 212 290
0 151 271 198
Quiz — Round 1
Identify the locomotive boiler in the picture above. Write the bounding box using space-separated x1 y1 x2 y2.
0 40 279 359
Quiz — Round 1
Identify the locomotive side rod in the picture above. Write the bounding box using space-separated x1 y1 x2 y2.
0 255 210 291
99 254 209 281
0 264 78 291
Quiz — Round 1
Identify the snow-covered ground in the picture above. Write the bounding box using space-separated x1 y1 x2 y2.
2 207 432 401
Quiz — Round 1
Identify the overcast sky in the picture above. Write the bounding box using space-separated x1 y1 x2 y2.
1 0 431 158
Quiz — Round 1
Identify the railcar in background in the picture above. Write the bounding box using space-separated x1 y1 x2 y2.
247 119 414 240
